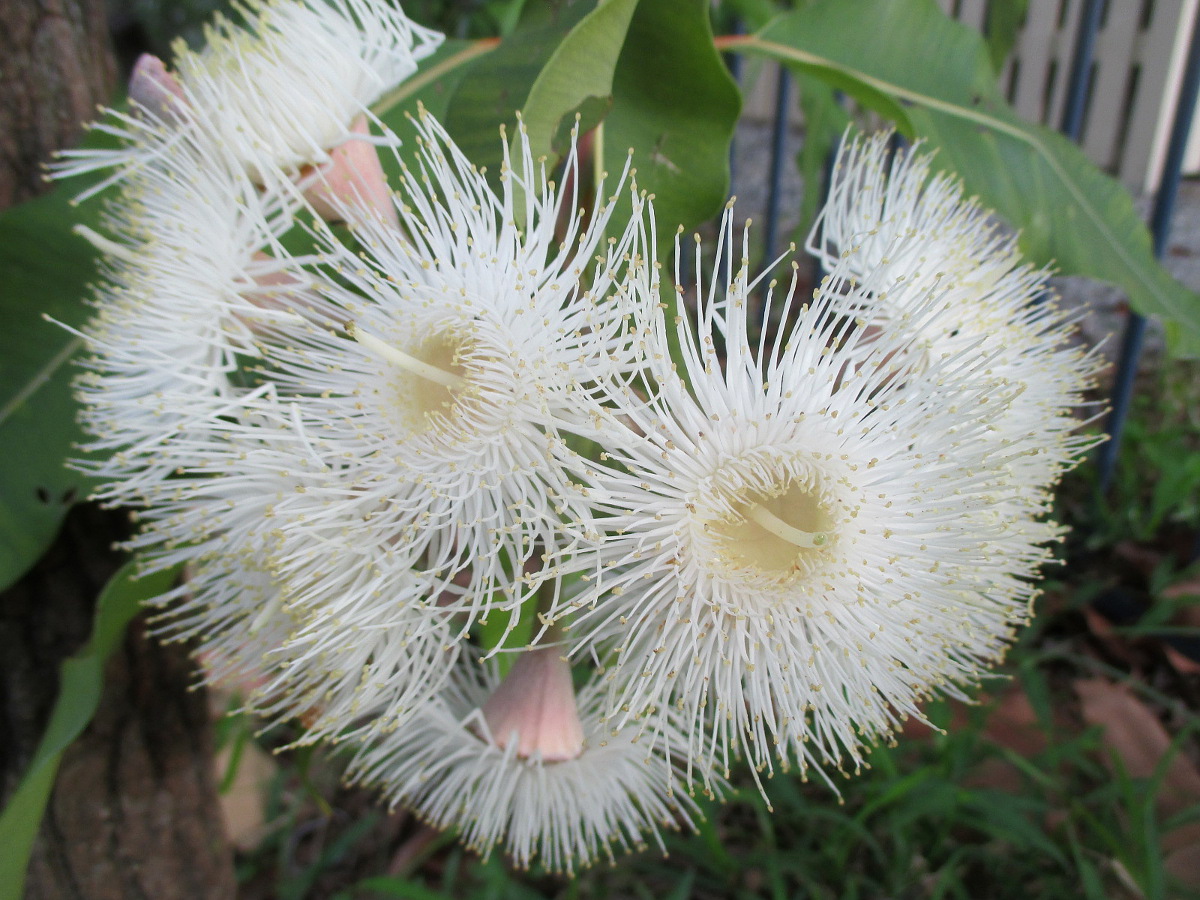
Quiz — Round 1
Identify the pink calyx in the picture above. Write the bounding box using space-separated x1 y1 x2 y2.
481 645 585 762
128 54 187 122
303 116 400 231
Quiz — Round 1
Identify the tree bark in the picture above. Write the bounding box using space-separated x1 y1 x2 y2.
1 509 237 900
0 1 238 896
0 0 114 205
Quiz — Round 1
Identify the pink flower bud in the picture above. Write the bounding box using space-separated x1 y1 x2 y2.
128 54 186 122
481 645 584 762
304 116 399 231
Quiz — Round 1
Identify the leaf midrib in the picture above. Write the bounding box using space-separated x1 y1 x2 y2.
0 337 81 430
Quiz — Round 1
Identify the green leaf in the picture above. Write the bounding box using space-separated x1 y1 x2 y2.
984 0 1030 72
603 0 742 240
372 38 500 189
0 183 104 592
0 560 178 900
482 0 530 37
719 0 781 31
736 0 1200 354
433 0 602 177
375 38 500 126
517 0 638 165
474 592 540 677
793 73 850 238
347 876 453 900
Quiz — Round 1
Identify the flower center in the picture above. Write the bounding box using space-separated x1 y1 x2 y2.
349 321 471 425
716 481 834 576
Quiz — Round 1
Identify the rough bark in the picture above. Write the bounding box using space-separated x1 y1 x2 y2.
0 0 114 205
0 1 238 896
1 508 238 900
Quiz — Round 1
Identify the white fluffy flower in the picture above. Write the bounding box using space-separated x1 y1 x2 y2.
56 0 442 192
559 213 1085 791
70 137 314 508
240 109 655 633
123 398 465 741
808 131 1104 486
347 648 711 873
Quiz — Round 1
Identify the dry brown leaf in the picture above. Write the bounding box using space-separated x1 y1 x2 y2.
1075 677 1200 890
1164 821 1200 891
1164 644 1200 676
1114 541 1167 580
902 687 1053 794
1083 605 1141 669
1166 839 1200 889
1162 575 1200 605
1075 678 1200 815
980 685 1047 758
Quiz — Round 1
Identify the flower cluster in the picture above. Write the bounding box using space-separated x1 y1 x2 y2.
60 0 1100 874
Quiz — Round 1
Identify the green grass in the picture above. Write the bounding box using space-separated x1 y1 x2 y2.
226 622 1200 900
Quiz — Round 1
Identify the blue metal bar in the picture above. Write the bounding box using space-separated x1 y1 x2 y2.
677 228 694 294
1060 0 1106 141
1096 6 1200 493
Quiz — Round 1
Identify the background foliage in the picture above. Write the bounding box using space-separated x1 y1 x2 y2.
4 0 1200 896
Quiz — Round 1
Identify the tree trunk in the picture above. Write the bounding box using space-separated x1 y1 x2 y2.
0 0 113 205
0 2 238 896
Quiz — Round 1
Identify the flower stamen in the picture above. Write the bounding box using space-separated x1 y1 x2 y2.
745 503 829 549
346 321 466 390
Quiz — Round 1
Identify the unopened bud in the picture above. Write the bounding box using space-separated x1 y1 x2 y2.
304 117 399 231
482 645 585 762
128 54 186 123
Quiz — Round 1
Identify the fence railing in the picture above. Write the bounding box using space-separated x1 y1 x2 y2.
743 0 1200 194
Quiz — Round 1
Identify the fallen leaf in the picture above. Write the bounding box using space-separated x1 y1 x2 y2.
981 685 1047 758
1083 605 1140 669
1075 677 1200 891
1114 541 1167 580
1074 678 1200 816
1165 839 1200 889
1164 644 1200 676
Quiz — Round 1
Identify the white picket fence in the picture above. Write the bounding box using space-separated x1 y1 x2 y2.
743 0 1200 193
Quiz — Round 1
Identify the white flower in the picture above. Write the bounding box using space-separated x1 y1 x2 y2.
559 213 1082 792
124 398 466 741
808 131 1104 486
347 647 712 873
56 0 442 194
240 109 655 634
70 137 314 508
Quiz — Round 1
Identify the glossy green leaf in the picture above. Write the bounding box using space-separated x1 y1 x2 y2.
517 0 638 164
375 38 500 126
603 0 742 240
343 876 453 900
737 0 1200 354
473 593 540 678
372 38 500 189
0 560 178 900
985 0 1030 72
0 184 104 592
719 0 779 31
794 73 850 238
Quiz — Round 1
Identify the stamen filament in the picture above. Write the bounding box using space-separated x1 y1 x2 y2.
746 503 829 549
347 321 466 389
248 590 283 636
74 224 139 263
